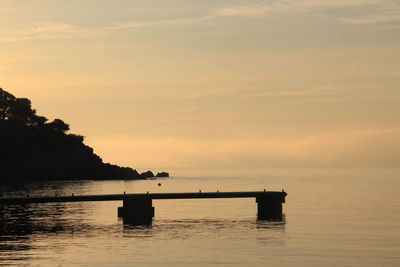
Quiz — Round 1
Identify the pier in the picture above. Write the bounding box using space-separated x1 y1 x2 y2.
0 191 287 225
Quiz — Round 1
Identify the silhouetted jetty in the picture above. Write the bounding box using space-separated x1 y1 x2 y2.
0 190 287 225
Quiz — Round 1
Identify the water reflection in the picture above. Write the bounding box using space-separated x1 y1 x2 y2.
256 214 287 229
122 218 286 244
0 180 92 198
0 200 92 264
0 204 34 264
1 202 286 262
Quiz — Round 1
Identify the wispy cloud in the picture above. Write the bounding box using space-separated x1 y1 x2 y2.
282 127 400 166
107 16 212 31
215 0 383 17
215 0 400 25
244 87 336 98
174 87 244 100
90 127 400 167
0 16 212 43
0 22 83 43
2 0 399 43
18 22 75 35
338 8 400 24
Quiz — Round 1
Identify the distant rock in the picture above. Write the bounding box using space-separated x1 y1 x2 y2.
156 172 169 177
140 171 155 179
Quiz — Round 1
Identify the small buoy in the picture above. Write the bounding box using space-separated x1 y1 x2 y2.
158 183 161 186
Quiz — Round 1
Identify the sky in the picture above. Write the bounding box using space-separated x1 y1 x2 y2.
1 0 400 168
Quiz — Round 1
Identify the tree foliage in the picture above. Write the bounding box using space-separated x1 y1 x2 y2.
0 88 140 183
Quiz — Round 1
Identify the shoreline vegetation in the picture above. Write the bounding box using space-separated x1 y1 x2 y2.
0 88 168 184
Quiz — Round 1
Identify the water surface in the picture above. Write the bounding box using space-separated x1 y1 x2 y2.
1 167 399 266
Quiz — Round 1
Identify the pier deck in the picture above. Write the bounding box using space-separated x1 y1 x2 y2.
0 190 287 225
0 191 286 204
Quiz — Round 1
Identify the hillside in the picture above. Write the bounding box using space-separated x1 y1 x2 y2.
0 88 152 183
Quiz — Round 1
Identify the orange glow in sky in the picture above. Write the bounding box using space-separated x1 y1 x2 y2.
1 0 399 168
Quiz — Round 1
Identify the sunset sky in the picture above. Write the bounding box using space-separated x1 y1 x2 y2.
1 0 399 168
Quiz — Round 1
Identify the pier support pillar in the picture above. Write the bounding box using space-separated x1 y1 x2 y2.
256 196 284 220
119 197 154 225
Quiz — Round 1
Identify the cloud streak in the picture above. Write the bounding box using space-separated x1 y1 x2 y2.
0 16 212 43
339 9 400 24
215 0 400 25
0 22 84 43
244 87 336 98
107 16 212 30
90 127 400 168
215 0 383 17
2 0 399 43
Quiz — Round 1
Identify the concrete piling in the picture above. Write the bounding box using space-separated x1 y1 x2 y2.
121 197 154 225
256 195 285 220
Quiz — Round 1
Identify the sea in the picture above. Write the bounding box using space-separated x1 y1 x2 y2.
0 167 399 266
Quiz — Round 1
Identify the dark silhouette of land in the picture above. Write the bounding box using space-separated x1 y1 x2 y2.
0 88 167 184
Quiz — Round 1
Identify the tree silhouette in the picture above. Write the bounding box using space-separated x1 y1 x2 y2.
0 87 143 183
47 119 70 133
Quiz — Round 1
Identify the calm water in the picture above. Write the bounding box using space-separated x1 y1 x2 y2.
1 167 399 266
